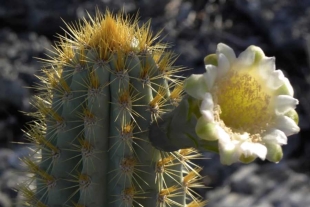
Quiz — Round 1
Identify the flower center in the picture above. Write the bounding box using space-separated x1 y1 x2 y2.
213 69 274 134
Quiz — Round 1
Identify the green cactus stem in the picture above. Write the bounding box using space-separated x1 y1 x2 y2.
20 10 208 207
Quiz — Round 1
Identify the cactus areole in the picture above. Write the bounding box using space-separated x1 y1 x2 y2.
20 10 208 207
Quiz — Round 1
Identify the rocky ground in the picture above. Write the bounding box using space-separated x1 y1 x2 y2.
0 0 310 206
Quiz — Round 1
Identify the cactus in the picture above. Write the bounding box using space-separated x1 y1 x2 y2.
20 10 208 207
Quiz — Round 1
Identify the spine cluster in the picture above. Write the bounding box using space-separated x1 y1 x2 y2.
20 10 207 207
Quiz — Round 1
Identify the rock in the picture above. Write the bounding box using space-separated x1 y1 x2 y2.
206 163 310 207
0 0 171 37
0 77 27 110
235 0 310 50
0 29 51 88
0 149 16 173
0 193 11 207
0 169 24 201
0 29 52 145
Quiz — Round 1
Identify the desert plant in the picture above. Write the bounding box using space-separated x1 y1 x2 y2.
19 9 300 207
19 10 208 207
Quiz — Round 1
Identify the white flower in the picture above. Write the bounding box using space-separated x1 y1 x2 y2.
184 43 300 165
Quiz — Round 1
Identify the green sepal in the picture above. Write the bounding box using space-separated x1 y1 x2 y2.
204 54 218 66
195 117 219 141
239 154 256 164
285 109 299 125
246 45 265 65
265 143 283 163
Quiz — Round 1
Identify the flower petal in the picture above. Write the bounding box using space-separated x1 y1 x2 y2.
216 43 236 64
239 142 267 160
275 77 294 96
266 70 285 90
252 143 268 160
275 115 300 136
204 65 217 90
275 95 299 114
183 74 209 99
262 129 287 145
258 57 275 80
217 53 230 78
236 47 255 66
216 125 231 144
200 93 214 122
219 141 239 165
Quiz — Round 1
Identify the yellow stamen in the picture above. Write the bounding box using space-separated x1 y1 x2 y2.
214 69 274 134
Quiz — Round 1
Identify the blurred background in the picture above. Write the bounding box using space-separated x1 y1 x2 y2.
0 0 310 206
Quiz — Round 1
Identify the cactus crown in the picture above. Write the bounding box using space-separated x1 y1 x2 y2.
20 9 207 207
